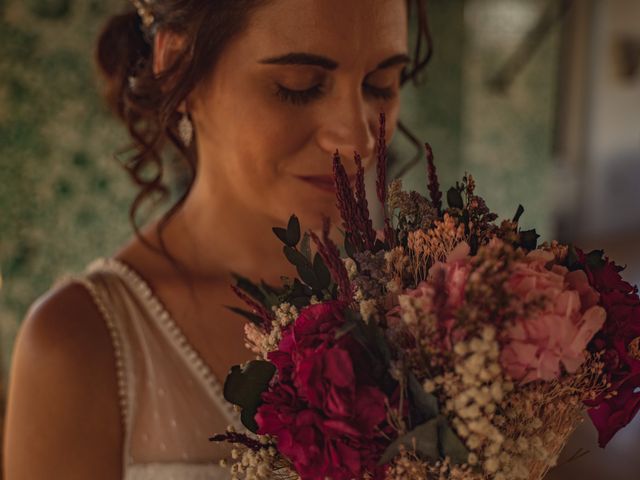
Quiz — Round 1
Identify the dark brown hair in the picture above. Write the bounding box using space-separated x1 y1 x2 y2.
95 0 432 261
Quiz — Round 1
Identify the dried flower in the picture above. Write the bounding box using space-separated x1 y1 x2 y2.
501 251 606 383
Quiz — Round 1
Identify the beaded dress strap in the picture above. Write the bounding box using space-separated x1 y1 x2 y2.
86 258 241 429
72 274 136 471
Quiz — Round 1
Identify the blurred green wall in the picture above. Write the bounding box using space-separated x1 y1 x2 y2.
0 0 132 373
0 0 561 376
397 0 560 239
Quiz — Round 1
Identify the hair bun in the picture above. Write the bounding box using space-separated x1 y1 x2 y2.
95 11 152 117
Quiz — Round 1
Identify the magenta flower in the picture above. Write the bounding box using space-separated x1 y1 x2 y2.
577 249 640 447
255 302 389 480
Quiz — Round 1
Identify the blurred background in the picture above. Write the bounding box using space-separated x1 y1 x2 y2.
0 0 638 477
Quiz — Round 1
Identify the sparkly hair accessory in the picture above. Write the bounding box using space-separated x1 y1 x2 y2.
131 0 155 28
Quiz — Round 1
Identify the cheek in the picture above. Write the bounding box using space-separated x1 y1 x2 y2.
204 89 311 186
227 93 314 180
257 114 313 162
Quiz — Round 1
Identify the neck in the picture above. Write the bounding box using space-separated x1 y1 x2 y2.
155 174 297 285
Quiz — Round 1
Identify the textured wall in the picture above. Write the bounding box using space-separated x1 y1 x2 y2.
397 0 559 240
0 0 133 373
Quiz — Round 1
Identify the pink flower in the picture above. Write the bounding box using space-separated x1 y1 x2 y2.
500 252 606 383
391 242 471 351
256 302 389 480
429 241 471 309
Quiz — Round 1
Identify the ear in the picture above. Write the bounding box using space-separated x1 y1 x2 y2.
153 29 188 76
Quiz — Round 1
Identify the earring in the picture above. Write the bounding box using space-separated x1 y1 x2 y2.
178 113 194 147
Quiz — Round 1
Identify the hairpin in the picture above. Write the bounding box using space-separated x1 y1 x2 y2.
131 0 155 28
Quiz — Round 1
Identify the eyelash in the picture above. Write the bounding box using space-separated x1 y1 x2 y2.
275 84 324 106
275 83 396 106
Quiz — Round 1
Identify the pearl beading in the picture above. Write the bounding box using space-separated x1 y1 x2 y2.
75 275 131 427
74 272 135 470
87 258 240 428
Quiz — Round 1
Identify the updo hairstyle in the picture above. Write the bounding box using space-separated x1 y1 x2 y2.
95 0 432 256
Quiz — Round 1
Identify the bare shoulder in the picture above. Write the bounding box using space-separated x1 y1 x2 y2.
4 280 123 480
18 280 112 355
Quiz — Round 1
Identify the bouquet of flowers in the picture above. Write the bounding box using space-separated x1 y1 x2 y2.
211 114 640 480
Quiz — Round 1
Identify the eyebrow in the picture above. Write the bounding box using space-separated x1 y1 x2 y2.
376 53 412 70
258 52 411 71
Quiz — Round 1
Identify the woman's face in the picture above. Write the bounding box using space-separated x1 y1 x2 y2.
189 0 408 229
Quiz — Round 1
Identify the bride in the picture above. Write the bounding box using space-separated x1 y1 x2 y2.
3 0 430 478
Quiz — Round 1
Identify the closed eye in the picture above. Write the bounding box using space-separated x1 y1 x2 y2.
364 84 396 100
275 84 324 105
275 83 397 106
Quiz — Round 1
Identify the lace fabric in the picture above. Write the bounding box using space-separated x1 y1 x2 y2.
66 257 242 479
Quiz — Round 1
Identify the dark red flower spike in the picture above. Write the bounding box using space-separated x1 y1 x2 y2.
310 217 353 303
375 112 387 206
354 152 376 251
425 142 442 214
333 150 360 247
231 285 274 332
374 112 396 248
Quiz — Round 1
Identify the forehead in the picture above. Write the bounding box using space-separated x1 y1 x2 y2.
242 0 408 67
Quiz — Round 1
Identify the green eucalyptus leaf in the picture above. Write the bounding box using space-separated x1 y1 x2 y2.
241 408 260 433
366 322 391 367
447 187 464 210
290 278 309 296
259 281 282 308
283 246 310 269
437 416 469 465
586 249 606 270
272 227 289 245
225 306 264 326
335 318 358 339
373 238 387 253
291 296 311 309
313 253 331 290
341 314 375 356
378 418 439 466
345 235 356 257
519 229 540 250
297 263 319 289
223 360 276 433
513 204 525 223
224 361 275 406
565 245 580 270
260 280 282 296
408 372 439 420
300 232 312 262
344 312 388 362
286 215 301 246
469 234 479 256
461 210 470 234
232 273 265 303
349 327 369 350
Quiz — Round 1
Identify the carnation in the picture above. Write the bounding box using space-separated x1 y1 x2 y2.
576 249 640 447
255 302 389 480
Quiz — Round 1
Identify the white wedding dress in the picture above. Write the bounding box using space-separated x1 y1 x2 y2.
63 257 243 479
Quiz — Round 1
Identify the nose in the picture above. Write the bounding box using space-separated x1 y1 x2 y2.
315 96 376 164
